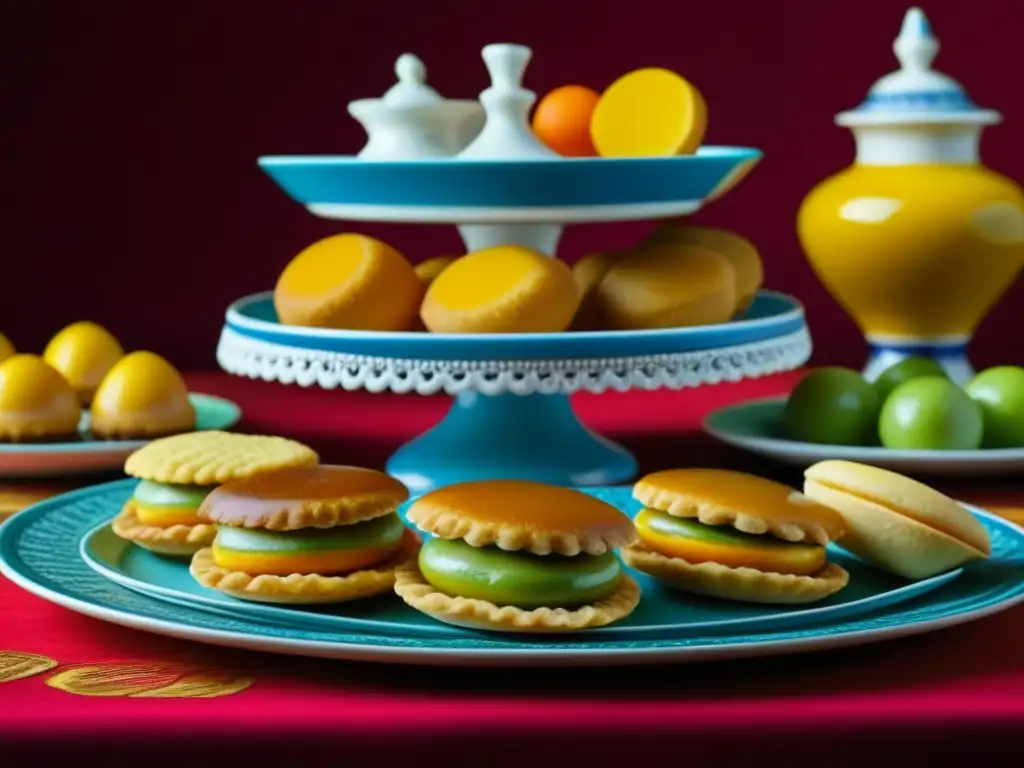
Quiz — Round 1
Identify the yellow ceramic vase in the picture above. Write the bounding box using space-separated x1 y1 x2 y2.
797 8 1024 384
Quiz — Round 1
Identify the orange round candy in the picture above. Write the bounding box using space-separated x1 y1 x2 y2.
531 85 600 157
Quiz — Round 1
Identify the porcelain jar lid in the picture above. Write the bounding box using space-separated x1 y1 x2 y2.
835 7 1001 128
373 54 444 106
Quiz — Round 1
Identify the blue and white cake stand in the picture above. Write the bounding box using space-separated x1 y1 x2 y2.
217 150 812 493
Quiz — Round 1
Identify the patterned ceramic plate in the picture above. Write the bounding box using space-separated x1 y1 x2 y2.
0 394 242 479
703 397 1024 477
78 482 961 639
2 480 1022 667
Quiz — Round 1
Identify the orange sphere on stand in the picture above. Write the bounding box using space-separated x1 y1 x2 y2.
531 85 600 157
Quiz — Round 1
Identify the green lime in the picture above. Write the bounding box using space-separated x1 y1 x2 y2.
964 365 1024 448
782 367 880 445
872 356 949 402
878 376 983 450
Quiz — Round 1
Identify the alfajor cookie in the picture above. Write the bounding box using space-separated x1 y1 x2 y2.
420 246 580 334
803 460 991 580
639 223 764 314
621 468 849 604
113 431 319 557
595 244 737 330
395 479 641 632
189 465 418 604
274 233 423 332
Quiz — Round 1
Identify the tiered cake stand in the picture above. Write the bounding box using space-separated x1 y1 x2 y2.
218 151 811 493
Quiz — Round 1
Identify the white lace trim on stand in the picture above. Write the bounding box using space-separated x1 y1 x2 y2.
216 326 812 397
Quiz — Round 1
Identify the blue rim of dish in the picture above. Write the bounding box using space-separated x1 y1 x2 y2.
702 396 1024 459
0 393 242 454
1 479 1022 659
223 290 807 361
257 147 762 208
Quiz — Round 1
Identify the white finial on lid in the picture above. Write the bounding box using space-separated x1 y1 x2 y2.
457 43 558 160
893 7 937 73
380 53 443 105
835 6 999 128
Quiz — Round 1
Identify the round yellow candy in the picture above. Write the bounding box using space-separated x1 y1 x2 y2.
90 351 195 439
0 354 82 442
590 68 708 157
0 332 14 364
420 246 579 334
43 321 124 406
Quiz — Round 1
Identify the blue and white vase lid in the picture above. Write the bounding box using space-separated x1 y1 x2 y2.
835 7 1001 127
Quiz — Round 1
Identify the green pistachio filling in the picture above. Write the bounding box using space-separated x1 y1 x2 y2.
640 508 819 553
418 537 622 610
213 513 406 554
132 480 213 509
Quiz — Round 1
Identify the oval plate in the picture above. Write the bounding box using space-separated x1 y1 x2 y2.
257 148 761 223
4 480 1019 668
703 397 1024 477
78 482 961 639
0 394 242 478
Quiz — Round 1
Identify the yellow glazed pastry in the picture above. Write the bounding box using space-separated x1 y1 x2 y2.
621 469 850 604
395 479 641 632
274 233 423 332
641 224 764 314
190 464 419 604
595 245 737 330
89 351 195 439
590 68 707 157
0 355 81 442
43 321 124 406
0 332 14 364
803 460 990 579
420 245 580 334
570 249 623 330
796 9 1024 384
114 430 319 556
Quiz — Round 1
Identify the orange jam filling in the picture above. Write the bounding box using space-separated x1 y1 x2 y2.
211 545 394 576
134 504 202 527
635 508 826 576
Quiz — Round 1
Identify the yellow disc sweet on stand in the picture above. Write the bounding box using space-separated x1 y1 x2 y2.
590 68 708 157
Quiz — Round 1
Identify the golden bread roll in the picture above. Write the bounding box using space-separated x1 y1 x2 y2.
803 460 990 580
420 246 580 334
641 223 763 314
594 244 737 330
274 234 422 331
570 250 624 330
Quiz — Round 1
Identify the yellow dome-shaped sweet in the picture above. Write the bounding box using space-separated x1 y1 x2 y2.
89 351 195 439
43 321 125 406
0 354 82 442
0 332 14 364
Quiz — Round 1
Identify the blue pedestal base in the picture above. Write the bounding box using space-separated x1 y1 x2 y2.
386 391 638 494
863 337 974 386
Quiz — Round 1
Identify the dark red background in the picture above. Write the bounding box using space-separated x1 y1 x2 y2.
2 0 1022 370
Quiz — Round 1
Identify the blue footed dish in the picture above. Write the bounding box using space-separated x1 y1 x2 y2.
257 148 762 223
2 480 1022 666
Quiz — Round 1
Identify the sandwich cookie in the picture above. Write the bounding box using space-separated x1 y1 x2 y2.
394 480 641 632
621 469 849 604
803 460 991 579
189 465 418 604
114 431 319 556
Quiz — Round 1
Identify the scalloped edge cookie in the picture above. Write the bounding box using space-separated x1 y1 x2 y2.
124 430 319 485
200 489 406 531
111 503 215 557
633 480 838 546
188 528 421 604
405 505 637 557
393 561 641 632
620 543 849 604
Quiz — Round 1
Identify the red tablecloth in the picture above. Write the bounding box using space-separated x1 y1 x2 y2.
3 371 1024 763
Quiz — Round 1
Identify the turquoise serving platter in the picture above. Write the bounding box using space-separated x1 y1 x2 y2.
3 479 1023 667
703 397 1024 477
0 394 242 478
79 482 961 639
